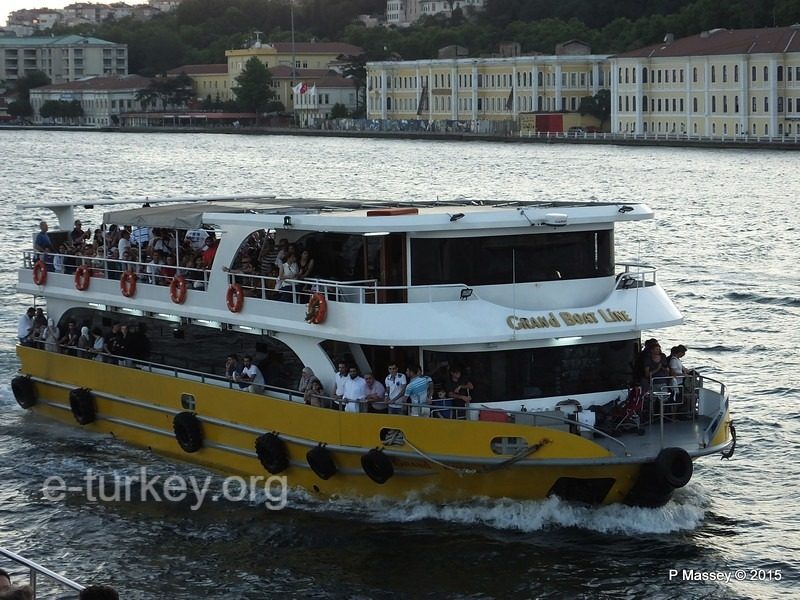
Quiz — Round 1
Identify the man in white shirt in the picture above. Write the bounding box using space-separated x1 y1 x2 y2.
334 361 349 410
341 366 367 413
384 363 407 415
237 355 265 394
17 307 35 345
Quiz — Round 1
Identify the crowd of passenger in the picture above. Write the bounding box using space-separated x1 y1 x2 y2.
18 306 151 364
32 220 318 301
224 233 316 301
31 219 219 289
223 353 476 419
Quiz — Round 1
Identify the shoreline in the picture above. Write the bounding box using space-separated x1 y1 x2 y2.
2 124 799 151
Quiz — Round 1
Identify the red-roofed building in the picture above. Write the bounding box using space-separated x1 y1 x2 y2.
167 64 230 102
29 74 151 126
225 39 363 111
611 26 800 138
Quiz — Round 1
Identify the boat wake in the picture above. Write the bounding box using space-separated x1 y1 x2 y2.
280 484 710 535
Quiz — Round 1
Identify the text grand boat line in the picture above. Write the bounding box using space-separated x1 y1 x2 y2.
12 195 735 507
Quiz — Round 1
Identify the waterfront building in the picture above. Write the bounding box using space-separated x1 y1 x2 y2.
225 41 362 110
611 26 800 137
168 64 231 103
387 0 484 27
366 43 610 129
29 74 150 126
0 35 128 84
289 70 359 125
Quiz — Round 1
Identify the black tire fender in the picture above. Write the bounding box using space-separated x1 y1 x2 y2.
11 375 37 409
173 411 204 453
655 447 693 489
255 432 289 474
361 448 394 484
69 388 96 425
306 444 337 480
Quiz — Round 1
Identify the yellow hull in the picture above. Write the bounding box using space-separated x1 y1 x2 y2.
14 346 718 505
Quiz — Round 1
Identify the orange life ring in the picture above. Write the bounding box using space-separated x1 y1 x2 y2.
32 260 48 285
226 283 244 313
169 275 187 304
74 265 91 291
305 292 327 324
120 270 137 298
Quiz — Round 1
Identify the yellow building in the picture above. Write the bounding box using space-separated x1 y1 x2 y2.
611 26 800 137
168 64 231 102
225 41 363 109
366 42 611 130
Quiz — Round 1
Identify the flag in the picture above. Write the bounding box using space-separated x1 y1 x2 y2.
292 82 308 95
309 84 317 96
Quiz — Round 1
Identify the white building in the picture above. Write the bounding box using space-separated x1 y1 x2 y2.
387 0 483 27
0 35 127 84
30 74 151 125
287 72 359 125
611 26 800 137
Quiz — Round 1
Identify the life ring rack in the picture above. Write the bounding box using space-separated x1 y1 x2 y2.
169 275 187 304
305 292 327 324
120 270 137 298
226 283 244 313
74 264 91 291
32 260 48 285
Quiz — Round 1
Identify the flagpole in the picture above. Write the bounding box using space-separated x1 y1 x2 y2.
290 0 297 125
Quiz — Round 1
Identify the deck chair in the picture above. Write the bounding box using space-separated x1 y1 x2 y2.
613 386 645 434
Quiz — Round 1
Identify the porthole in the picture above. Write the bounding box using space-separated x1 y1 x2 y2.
181 393 196 411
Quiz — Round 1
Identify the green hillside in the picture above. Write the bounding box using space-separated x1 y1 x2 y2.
47 0 800 75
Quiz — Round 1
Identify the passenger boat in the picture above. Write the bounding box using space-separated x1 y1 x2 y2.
13 196 735 507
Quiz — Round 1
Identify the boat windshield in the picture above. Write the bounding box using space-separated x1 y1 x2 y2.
411 230 614 285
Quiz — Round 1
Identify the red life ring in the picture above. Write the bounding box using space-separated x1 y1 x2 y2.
169 275 187 304
120 270 137 298
32 260 48 285
305 292 327 324
74 265 91 291
226 283 244 313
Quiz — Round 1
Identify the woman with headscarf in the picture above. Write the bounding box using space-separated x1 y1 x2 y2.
40 318 60 353
298 366 316 393
77 326 92 358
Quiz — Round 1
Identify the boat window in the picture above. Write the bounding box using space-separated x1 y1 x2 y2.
410 230 614 286
423 339 638 402
296 232 382 281
58 308 304 390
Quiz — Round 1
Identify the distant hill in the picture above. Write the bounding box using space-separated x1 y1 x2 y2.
46 0 800 75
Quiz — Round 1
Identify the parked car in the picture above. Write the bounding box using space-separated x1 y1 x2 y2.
567 126 586 136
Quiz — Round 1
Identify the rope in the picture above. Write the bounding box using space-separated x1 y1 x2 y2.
401 437 552 477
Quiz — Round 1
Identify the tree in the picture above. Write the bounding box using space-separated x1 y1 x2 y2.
578 89 611 127
11 71 51 117
8 101 32 118
38 99 84 123
330 103 348 119
232 56 276 119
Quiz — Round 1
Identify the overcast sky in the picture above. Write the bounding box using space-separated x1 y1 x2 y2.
3 1 149 26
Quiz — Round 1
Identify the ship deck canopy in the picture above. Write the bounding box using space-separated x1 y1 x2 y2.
100 197 648 230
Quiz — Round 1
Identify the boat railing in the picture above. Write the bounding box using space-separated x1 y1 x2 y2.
648 372 727 447
0 545 85 596
22 249 211 290
225 272 479 305
615 262 657 289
